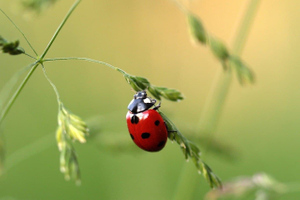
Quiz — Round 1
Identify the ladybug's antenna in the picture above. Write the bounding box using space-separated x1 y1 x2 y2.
153 102 161 110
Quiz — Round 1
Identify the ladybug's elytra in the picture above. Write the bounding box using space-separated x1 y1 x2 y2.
126 91 168 152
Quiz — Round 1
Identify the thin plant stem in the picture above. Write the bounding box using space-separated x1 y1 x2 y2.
0 9 38 56
173 164 199 200
43 57 127 75
198 0 261 135
173 0 261 199
40 0 81 60
231 0 261 55
41 64 61 104
24 52 37 60
0 62 39 125
197 68 232 134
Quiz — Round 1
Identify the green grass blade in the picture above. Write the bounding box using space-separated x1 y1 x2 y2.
0 63 34 111
0 62 39 125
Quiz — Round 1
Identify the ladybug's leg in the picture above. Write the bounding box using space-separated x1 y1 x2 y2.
153 102 161 110
164 121 177 135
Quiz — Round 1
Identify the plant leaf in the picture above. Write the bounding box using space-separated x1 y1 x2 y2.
229 56 255 84
187 12 207 44
21 0 59 13
0 36 24 55
123 73 184 102
209 35 230 61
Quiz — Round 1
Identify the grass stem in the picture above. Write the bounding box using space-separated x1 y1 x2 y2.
0 62 39 125
198 0 261 135
40 0 81 60
173 0 261 199
41 64 62 104
44 57 127 75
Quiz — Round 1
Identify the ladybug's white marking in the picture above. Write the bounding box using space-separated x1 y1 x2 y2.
143 98 152 104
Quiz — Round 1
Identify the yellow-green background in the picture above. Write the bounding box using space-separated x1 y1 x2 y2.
0 0 299 199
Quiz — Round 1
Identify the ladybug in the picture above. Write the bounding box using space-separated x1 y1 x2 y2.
126 91 168 152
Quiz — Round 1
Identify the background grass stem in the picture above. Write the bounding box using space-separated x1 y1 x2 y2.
4 133 54 173
173 163 199 200
173 0 261 199
198 0 261 135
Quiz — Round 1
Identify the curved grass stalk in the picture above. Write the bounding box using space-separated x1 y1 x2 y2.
43 57 184 102
43 57 125 74
41 64 62 104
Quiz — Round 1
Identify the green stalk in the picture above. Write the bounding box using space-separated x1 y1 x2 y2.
198 0 261 135
0 62 39 125
197 69 232 134
43 57 123 73
231 0 261 55
173 0 261 199
41 64 62 104
40 0 81 60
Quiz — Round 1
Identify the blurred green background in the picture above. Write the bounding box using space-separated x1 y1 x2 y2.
0 0 300 199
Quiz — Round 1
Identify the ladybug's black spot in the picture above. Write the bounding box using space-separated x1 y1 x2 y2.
157 140 166 147
130 134 134 140
131 115 139 124
141 132 150 139
154 120 160 126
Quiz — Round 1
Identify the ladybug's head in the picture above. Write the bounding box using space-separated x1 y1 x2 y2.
134 90 147 100
128 91 156 114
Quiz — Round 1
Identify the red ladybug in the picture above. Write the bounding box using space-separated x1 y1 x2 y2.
126 91 168 152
